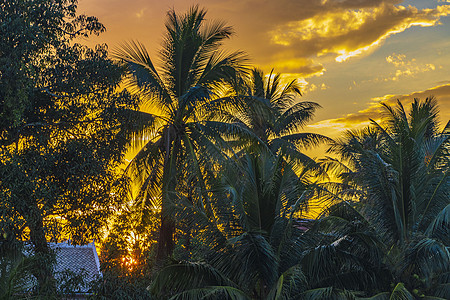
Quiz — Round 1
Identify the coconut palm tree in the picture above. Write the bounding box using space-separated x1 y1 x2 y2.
214 68 330 163
113 6 249 260
318 98 450 297
148 150 333 299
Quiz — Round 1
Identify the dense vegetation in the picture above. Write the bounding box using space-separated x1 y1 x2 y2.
1 1 448 299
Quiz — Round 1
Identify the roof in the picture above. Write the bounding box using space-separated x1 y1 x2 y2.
50 240 101 294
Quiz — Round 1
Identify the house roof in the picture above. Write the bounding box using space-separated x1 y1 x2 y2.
50 240 101 293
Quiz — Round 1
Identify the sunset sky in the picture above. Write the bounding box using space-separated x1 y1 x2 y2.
78 0 450 141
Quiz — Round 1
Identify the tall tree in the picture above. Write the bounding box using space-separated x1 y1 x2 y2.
0 0 137 294
113 5 248 260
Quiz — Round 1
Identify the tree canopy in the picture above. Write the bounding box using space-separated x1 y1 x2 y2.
0 0 138 294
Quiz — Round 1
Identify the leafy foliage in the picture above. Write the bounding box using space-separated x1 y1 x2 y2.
89 271 152 300
0 0 138 295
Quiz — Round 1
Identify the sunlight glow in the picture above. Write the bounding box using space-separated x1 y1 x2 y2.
121 256 138 270
335 43 377 62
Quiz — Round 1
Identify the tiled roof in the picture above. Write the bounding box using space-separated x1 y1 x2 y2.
50 241 101 293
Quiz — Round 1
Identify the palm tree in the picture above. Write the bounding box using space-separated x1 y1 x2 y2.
216 68 330 163
319 98 450 297
0 241 36 299
113 6 248 260
149 150 329 299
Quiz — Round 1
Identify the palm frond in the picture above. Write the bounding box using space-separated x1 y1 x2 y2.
401 238 449 287
267 265 307 300
389 283 414 300
149 262 238 297
432 282 450 299
197 50 249 90
425 204 450 244
216 232 279 290
276 101 321 135
277 132 332 150
359 292 390 300
169 286 250 300
112 40 173 113
118 109 165 150
300 287 357 300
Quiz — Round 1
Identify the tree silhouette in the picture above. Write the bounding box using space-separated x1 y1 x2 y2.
113 6 248 260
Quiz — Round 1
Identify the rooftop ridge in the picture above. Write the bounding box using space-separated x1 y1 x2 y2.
49 240 96 248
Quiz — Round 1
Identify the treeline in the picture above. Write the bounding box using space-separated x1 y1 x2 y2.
0 1 448 300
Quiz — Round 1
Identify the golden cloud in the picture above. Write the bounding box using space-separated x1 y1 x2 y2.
269 4 450 62
308 84 450 135
260 54 325 76
385 53 407 66
381 53 436 81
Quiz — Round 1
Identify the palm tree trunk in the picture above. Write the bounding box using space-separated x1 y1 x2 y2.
156 211 175 261
156 128 176 261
